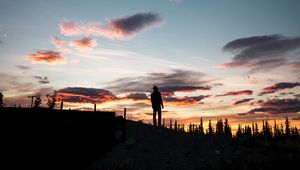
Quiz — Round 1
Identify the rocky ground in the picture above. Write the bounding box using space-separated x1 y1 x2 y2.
88 120 300 170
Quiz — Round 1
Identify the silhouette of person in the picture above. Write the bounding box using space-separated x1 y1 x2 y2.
151 86 164 127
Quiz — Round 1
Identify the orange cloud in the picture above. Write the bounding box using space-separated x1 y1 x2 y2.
69 37 97 51
27 50 64 64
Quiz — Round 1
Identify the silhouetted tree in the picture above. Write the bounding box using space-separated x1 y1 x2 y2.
216 119 224 135
162 118 165 127
33 93 42 108
224 118 232 137
199 117 204 134
208 120 213 135
47 91 57 109
285 116 290 137
236 124 242 137
174 120 177 131
0 91 4 107
170 118 173 130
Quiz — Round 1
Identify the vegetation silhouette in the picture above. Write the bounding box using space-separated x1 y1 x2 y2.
158 117 299 141
33 93 41 108
0 91 4 107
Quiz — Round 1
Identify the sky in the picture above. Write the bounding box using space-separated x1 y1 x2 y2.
1 0 300 130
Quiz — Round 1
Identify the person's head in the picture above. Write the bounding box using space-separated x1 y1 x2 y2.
153 85 158 91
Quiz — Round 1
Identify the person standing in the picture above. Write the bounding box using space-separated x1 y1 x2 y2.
151 86 164 127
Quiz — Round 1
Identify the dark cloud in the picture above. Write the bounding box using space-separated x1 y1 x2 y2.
108 69 211 94
110 12 161 36
27 50 64 64
16 65 31 70
220 34 300 73
124 93 149 100
33 76 50 84
58 87 118 104
233 98 254 105
159 85 210 96
216 90 253 97
259 82 300 96
240 98 300 115
295 94 300 98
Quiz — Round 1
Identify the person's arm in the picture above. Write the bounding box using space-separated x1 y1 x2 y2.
160 93 164 109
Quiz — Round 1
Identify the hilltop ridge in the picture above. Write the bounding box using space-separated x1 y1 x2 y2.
89 120 300 170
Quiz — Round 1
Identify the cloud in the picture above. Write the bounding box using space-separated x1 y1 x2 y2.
242 98 300 115
220 34 300 73
57 87 118 104
16 65 31 70
216 90 253 97
289 61 300 71
51 37 64 48
33 76 49 84
259 82 300 96
163 95 210 106
108 69 211 94
69 37 97 51
168 0 183 3
27 50 64 64
292 116 300 120
233 98 254 105
60 12 162 39
124 93 149 101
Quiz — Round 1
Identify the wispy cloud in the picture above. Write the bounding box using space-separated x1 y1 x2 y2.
233 98 254 105
60 12 162 40
51 37 64 48
26 50 64 64
163 95 210 106
216 90 253 97
259 82 300 96
108 69 211 94
33 76 49 84
289 61 300 71
219 34 300 73
16 65 31 70
69 37 97 51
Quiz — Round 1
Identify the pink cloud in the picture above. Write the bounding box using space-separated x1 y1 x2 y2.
27 50 64 64
69 37 97 51
51 37 64 48
59 12 162 40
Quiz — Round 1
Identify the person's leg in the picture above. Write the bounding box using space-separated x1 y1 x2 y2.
158 108 161 127
153 109 157 126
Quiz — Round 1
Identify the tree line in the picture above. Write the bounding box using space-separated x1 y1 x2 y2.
162 117 299 139
0 91 57 109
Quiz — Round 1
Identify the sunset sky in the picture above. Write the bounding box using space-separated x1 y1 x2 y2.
1 0 300 129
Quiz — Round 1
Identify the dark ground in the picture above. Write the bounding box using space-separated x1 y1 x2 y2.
89 120 300 170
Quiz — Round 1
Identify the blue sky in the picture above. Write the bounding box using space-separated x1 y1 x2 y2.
1 0 300 128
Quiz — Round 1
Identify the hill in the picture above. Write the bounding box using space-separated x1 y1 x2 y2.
89 120 300 170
